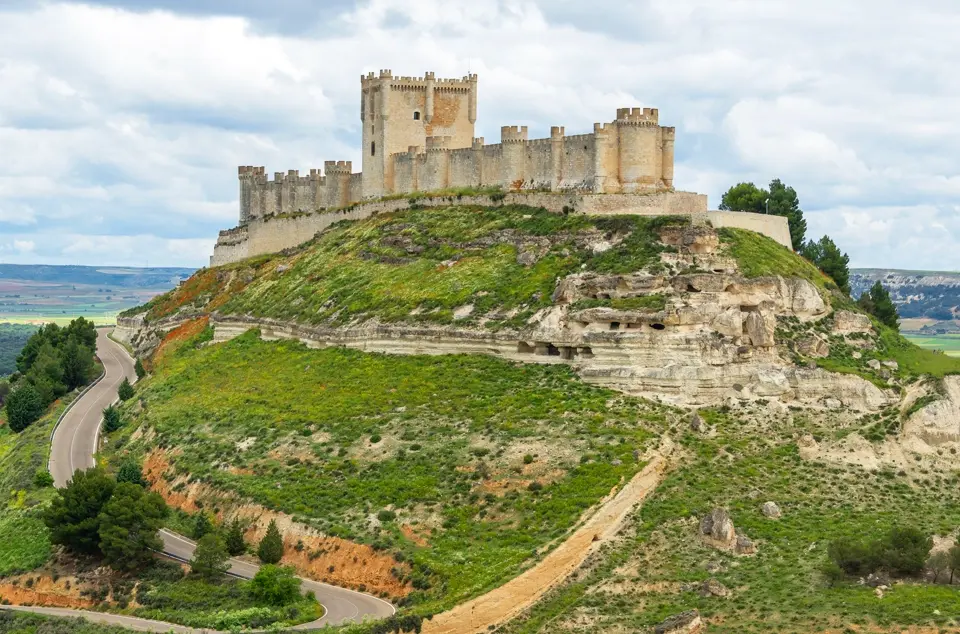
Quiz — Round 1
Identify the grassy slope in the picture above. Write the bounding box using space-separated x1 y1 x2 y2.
105 328 673 613
129 205 686 328
500 407 960 634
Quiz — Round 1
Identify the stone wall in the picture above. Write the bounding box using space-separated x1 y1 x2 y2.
708 211 793 250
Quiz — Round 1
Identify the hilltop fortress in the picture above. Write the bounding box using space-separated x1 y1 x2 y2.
212 70 790 266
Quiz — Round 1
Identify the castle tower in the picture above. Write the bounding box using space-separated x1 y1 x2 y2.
615 107 668 193
360 70 478 198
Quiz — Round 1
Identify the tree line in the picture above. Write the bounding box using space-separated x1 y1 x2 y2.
721 180 899 329
2 318 98 432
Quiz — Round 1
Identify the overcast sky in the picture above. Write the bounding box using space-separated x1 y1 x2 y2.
1 0 958 269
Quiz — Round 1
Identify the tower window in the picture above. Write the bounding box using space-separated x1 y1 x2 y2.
371 142 376 156
413 111 421 120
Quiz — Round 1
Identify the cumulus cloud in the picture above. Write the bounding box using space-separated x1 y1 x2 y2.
0 0 957 268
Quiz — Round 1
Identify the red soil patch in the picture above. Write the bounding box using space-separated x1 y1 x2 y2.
143 448 411 597
151 316 210 369
0 575 94 609
400 524 429 547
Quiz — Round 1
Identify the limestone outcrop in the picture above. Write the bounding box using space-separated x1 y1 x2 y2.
903 377 960 446
655 610 703 634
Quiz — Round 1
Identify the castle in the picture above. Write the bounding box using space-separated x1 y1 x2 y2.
213 70 791 266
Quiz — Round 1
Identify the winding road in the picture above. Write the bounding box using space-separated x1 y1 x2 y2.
4 327 394 631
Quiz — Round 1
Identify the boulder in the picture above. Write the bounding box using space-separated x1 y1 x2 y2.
699 578 731 598
797 335 830 358
882 360 899 370
822 397 843 410
833 310 874 334
735 534 757 555
654 610 703 634
865 572 891 588
744 312 776 347
700 508 735 544
761 501 782 519
867 359 882 370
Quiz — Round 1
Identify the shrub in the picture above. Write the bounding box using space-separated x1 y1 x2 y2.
33 469 54 488
827 536 879 576
377 510 396 523
257 519 284 564
370 434 382 444
135 358 146 380
523 454 534 464
5 384 44 433
248 564 300 606
117 460 147 486
117 378 135 401
879 526 932 576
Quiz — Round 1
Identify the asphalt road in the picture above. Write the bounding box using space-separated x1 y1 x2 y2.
35 327 395 631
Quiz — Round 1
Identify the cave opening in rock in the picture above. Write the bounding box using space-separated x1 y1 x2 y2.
650 323 666 331
609 321 620 330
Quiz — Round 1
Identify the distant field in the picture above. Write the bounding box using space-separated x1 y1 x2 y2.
0 264 194 325
903 333 960 357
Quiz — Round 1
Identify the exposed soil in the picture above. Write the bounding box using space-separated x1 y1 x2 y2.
422 440 673 634
144 448 412 597
0 574 94 609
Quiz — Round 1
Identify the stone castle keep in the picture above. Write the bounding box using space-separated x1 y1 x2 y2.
214 70 792 266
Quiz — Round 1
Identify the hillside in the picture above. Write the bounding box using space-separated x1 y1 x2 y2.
851 267 960 322
15 203 960 632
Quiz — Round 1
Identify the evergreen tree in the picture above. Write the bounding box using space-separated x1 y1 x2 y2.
134 358 146 380
61 337 93 391
44 468 116 555
191 533 230 581
802 235 851 295
192 512 213 540
102 405 123 433
5 384 44 432
98 482 168 571
117 377 134 401
116 459 147 486
767 178 807 249
719 182 766 213
225 518 246 556
859 281 900 330
257 519 284 564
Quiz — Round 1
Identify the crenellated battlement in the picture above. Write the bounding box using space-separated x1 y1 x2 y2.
324 160 353 175
501 126 529 143
616 107 660 126
426 135 453 150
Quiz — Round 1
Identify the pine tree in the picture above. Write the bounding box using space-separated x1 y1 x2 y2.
5 384 44 433
191 533 230 581
117 459 146 487
767 178 807 250
257 519 284 564
102 405 123 432
802 235 851 295
225 518 246 556
98 482 168 571
192 512 213 540
117 377 134 401
859 281 899 330
134 358 146 380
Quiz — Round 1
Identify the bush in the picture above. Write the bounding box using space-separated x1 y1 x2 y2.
248 564 300 606
257 519 284 564
377 509 396 523
33 469 54 488
135 358 146 380
102 405 123 432
117 378 135 401
827 536 880 576
879 526 931 576
117 460 147 486
5 384 44 432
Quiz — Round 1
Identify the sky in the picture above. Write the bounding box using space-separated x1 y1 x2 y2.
0 0 958 269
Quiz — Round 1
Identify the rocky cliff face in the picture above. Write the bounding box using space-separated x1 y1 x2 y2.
120 223 894 411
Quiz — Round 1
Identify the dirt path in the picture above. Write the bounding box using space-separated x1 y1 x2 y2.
423 440 673 634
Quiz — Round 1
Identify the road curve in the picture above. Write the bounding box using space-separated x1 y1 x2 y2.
34 327 395 631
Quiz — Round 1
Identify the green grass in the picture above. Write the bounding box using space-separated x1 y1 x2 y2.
569 294 667 313
0 512 51 576
904 334 960 357
125 205 686 328
499 409 960 634
104 329 673 613
0 611 142 633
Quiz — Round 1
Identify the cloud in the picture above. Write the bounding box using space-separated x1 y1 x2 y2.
0 0 957 269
